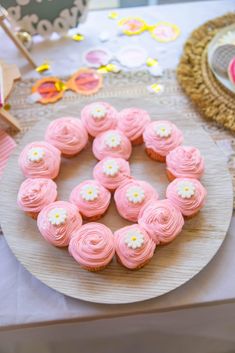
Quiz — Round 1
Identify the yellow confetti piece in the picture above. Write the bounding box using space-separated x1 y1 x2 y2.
36 62 51 73
147 83 164 94
108 11 118 19
97 64 120 74
146 57 158 67
3 103 11 111
72 33 85 42
55 81 67 92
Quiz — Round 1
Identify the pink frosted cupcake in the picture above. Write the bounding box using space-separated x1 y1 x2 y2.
143 120 183 162
17 178 57 219
18 141 61 179
69 179 111 221
92 129 132 160
114 179 159 222
166 178 207 218
45 117 88 157
69 223 115 271
138 199 184 245
93 157 131 192
37 201 82 247
114 224 156 270
81 101 117 137
166 145 205 181
117 108 151 145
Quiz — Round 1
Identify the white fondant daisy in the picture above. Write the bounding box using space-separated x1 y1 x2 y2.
126 186 145 204
48 208 67 226
154 123 172 138
124 229 144 249
80 184 100 201
91 105 107 119
28 147 45 162
177 180 195 199
102 159 120 176
104 132 121 148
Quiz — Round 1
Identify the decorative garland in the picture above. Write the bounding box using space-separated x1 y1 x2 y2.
17 103 206 271
177 13 235 132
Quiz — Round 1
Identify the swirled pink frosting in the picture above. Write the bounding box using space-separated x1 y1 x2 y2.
69 223 115 269
228 58 235 85
93 157 131 191
45 117 88 156
114 179 159 222
166 178 207 216
18 141 61 179
81 101 118 137
143 120 183 157
138 199 184 244
37 201 82 247
17 178 57 213
69 179 111 218
92 129 132 160
114 224 156 269
166 145 205 179
117 108 151 142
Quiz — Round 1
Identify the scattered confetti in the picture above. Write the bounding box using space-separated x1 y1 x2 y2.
148 64 163 77
108 11 119 20
55 81 67 92
150 22 180 42
147 83 164 94
72 33 85 42
118 17 147 36
97 64 121 74
99 31 111 42
36 62 51 73
146 57 158 67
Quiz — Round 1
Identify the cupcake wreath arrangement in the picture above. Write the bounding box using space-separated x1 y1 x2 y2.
17 102 207 271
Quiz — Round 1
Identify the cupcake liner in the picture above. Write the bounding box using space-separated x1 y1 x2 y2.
166 169 176 181
132 135 144 146
146 148 166 162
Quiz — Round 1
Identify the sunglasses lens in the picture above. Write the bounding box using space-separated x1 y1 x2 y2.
32 78 64 104
73 69 102 94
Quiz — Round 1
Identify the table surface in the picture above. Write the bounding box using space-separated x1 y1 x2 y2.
0 0 235 329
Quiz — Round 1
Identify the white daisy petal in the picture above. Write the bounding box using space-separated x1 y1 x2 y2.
102 159 120 176
48 208 67 226
104 132 122 148
28 147 45 162
154 123 172 138
126 186 145 204
177 180 195 199
91 105 107 120
80 184 100 201
124 229 144 249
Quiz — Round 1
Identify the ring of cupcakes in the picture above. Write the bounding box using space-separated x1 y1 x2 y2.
17 102 207 271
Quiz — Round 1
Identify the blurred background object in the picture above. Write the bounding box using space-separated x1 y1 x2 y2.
89 0 214 9
1 0 89 37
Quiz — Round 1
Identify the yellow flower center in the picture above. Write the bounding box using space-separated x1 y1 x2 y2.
133 192 139 197
87 189 93 195
108 165 112 169
131 236 137 241
111 137 116 142
184 187 189 191
33 151 38 156
55 213 60 218
161 127 166 132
